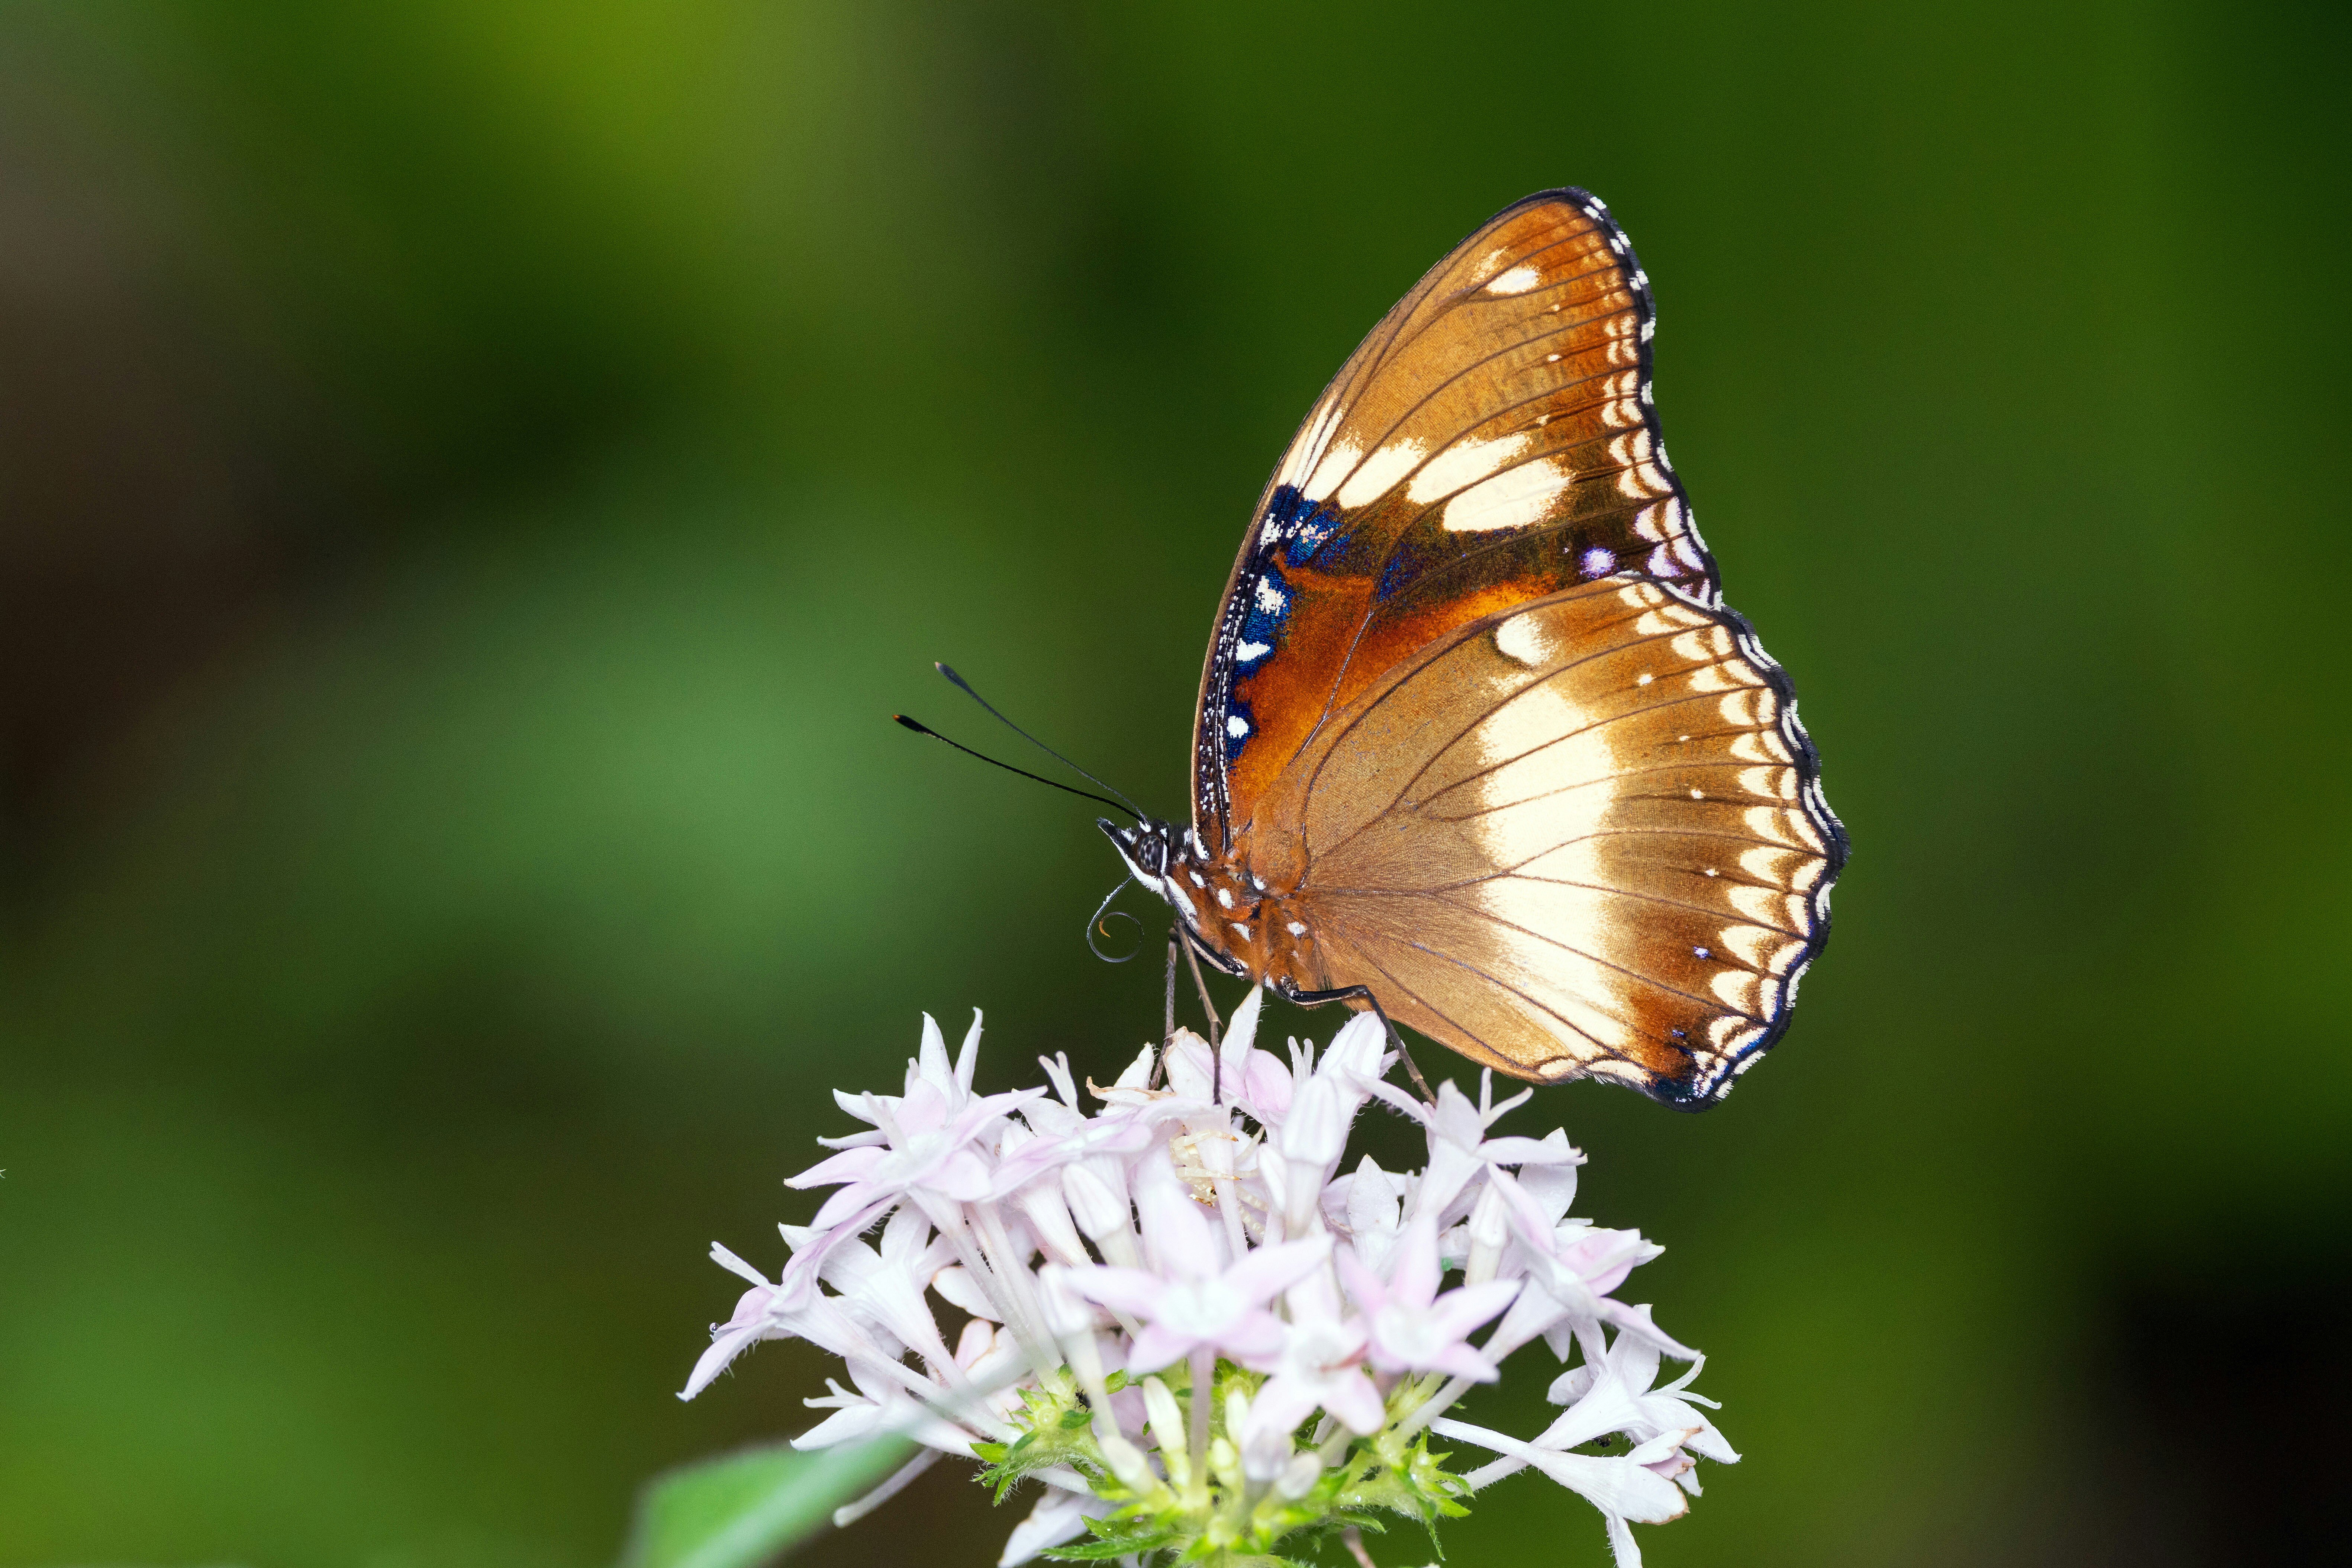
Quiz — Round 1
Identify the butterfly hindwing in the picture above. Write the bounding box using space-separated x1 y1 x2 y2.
1269 577 1840 1103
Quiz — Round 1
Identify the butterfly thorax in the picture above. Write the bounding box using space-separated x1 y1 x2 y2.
1098 816 1325 997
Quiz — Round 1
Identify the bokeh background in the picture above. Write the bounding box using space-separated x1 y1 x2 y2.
3 2 2346 1565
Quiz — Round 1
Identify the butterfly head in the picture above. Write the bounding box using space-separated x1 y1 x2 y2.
1099 816 1177 895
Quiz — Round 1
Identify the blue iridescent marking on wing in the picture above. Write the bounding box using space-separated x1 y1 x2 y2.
1239 560 1292 654
1264 484 1347 569
1221 695 1255 761
1219 553 1299 769
1375 550 1414 603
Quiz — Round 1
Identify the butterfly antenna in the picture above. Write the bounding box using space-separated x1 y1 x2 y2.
934 662 1147 820
893 715 1141 822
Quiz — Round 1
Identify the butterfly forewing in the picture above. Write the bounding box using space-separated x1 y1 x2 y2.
1196 190 1714 851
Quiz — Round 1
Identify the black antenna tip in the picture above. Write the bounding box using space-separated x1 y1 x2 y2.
893 714 931 734
918 656 1146 820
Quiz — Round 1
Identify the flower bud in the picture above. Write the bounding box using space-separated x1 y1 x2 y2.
1061 1163 1126 1239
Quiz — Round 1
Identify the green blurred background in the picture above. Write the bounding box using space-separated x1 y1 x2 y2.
2 2 2345 1564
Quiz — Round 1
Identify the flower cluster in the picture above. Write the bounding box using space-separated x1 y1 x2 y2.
682 993 1735 1566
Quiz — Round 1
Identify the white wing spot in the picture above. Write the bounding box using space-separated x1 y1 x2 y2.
1492 611 1555 667
1253 577 1286 615
1301 435 1363 503
1637 672 1655 686
1690 788 1705 799
1334 438 1427 509
1230 921 1251 939
1694 946 1712 959
1216 887 1234 909
1236 640 1271 663
1189 871 1206 888
1405 433 1530 504
1704 867 1719 878
1441 457 1571 533
1286 921 1307 937
1486 264 1543 295
1226 714 1251 739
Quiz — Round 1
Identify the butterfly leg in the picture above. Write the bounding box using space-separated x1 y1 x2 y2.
1277 981 1439 1108
1383 1017 1439 1107
1149 931 1180 1090
1176 934 1227 1100
1163 930 1179 1043
1180 938 1224 1049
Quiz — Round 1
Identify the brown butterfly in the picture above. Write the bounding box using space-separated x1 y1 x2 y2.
1100 188 1846 1108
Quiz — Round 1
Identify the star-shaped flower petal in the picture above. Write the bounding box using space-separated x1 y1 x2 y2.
1338 1213 1518 1381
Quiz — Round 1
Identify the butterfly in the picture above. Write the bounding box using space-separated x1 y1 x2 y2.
1100 188 1847 1108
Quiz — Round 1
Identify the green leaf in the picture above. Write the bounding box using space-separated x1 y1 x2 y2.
619 1436 918 1568
1041 1531 1178 1561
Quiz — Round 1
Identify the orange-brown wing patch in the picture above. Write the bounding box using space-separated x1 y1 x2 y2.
1195 190 1711 850
1251 576 1842 1105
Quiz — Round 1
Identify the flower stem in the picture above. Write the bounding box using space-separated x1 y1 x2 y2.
1188 1345 1214 1501
1391 1372 1476 1442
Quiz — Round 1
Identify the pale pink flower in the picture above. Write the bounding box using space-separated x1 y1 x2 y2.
1159 989 1295 1126
1243 1269 1384 1437
997 1480 1115 1566
1271 1011 1389 1233
1339 1213 1519 1381
680 1240 899 1399
787 1060 1040 1228
815 1205 960 1368
679 1005 1736 1568
1365 1072 1582 1221
679 1246 783 1400
1431 1415 1694 1567
1433 1327 1735 1566
1483 1166 1688 1361
1541 1331 1738 1468
1057 1150 1331 1372
1328 1153 1411 1274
